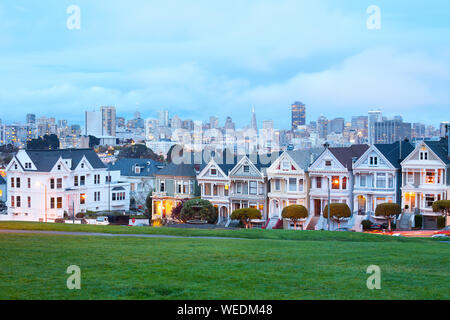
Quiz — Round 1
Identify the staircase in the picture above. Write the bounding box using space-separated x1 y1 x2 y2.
272 219 284 229
266 217 280 230
306 216 319 230
397 213 413 230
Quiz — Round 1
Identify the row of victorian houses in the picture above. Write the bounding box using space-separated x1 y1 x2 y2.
1 136 449 230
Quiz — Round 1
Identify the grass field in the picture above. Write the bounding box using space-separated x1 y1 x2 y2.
0 223 449 300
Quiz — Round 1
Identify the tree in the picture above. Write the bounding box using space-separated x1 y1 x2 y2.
432 200 450 217
117 144 160 161
323 203 351 229
180 199 217 224
27 134 60 150
282 205 308 230
375 203 401 231
230 208 262 229
171 200 188 222
88 135 100 148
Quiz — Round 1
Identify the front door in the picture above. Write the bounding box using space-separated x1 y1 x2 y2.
314 199 321 216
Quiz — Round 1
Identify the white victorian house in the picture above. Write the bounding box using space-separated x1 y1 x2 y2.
352 141 414 215
308 144 368 230
3 149 130 222
400 138 449 228
266 148 323 229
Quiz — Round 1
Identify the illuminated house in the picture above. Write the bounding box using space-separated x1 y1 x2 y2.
400 138 449 228
2 149 130 222
352 141 414 215
152 162 200 220
0 175 6 204
308 144 369 230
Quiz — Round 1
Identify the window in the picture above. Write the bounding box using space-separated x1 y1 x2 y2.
112 193 116 201
134 165 141 174
316 177 322 189
74 176 79 186
16 196 21 208
28 196 31 208
249 181 257 195
94 175 100 185
160 181 165 192
282 161 290 171
50 197 55 209
80 176 85 186
425 170 435 184
177 182 182 194
325 160 332 167
210 168 217 176
16 178 20 188
57 164 61 170
243 165 250 173
50 178 55 189
420 151 428 160
342 177 347 190
189 181 194 194
369 156 378 166
57 178 62 189
289 178 297 192
105 175 111 183
376 173 386 188
205 183 211 196
80 194 86 204
11 196 15 207
360 175 367 187
259 182 264 195
425 194 435 208
331 176 340 189
94 192 101 202
25 162 32 169
407 172 414 184
275 179 281 191
213 184 218 196
298 179 304 192
11 177 14 188
183 182 189 194
28 178 31 188
388 175 394 188
236 182 242 194
81 163 85 169
57 197 62 209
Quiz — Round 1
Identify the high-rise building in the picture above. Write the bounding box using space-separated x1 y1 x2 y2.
412 123 426 139
85 111 103 137
224 117 235 131
291 101 306 130
209 116 219 129
374 119 412 144
26 114 36 124
328 118 345 134
368 110 382 144
158 110 169 127
440 122 449 138
251 106 258 133
317 115 328 139
101 106 116 137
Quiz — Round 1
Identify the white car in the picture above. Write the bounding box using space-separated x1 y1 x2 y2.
96 217 110 225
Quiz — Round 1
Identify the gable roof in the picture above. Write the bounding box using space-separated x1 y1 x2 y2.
23 149 106 172
286 148 325 170
108 158 165 177
374 140 415 168
155 163 198 178
0 176 5 185
424 137 449 164
328 144 369 169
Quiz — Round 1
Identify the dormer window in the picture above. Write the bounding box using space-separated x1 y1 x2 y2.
420 151 428 160
369 156 378 166
14 164 18 170
243 165 250 173
134 165 141 174
282 161 290 171
210 168 217 176
81 163 85 169
325 160 332 167
57 164 61 170
24 162 32 169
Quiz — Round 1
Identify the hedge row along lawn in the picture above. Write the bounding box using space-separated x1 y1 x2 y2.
0 233 448 300
0 221 441 243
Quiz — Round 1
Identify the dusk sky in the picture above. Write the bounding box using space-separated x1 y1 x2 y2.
0 0 449 128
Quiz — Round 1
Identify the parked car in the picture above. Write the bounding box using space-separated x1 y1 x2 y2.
435 225 450 236
96 217 110 225
369 223 388 230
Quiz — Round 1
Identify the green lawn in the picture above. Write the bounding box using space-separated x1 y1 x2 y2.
0 231 448 299
0 221 441 243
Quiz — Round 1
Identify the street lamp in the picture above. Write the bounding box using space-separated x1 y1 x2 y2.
323 142 331 231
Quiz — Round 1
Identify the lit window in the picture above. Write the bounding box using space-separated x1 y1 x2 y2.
332 177 340 189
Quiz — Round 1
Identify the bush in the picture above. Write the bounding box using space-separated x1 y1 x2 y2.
375 203 401 231
180 199 217 224
437 216 446 229
171 201 185 222
282 205 308 230
54 218 65 224
361 220 373 231
432 200 450 216
414 214 423 229
75 212 85 219
323 203 351 229
230 208 262 229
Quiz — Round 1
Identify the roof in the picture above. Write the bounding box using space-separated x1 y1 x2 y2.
155 163 198 178
287 147 325 170
425 137 450 164
328 144 369 169
0 176 5 185
23 149 106 172
108 158 165 177
375 140 415 168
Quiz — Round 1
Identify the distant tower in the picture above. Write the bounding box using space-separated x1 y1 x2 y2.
368 110 382 144
251 106 258 133
291 102 306 130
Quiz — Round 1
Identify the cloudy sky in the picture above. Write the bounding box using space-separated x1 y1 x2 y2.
0 0 449 128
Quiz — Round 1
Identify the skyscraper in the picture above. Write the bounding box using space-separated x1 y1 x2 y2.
368 110 382 144
26 114 36 125
291 101 306 130
101 106 116 137
158 110 169 127
317 115 328 139
251 106 258 133
374 119 412 144
224 117 235 131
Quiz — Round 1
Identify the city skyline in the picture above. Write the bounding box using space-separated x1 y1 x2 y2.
0 1 449 127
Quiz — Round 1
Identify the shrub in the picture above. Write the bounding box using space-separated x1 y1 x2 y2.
375 203 401 231
282 205 308 230
230 208 262 229
414 214 423 229
180 199 217 224
75 212 85 219
323 203 351 229
54 218 65 224
432 200 450 216
361 220 373 231
171 201 186 222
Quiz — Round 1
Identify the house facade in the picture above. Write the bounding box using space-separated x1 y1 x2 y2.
152 163 199 220
352 141 414 214
109 158 165 210
0 175 6 204
308 144 368 229
401 138 449 216
3 149 130 222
